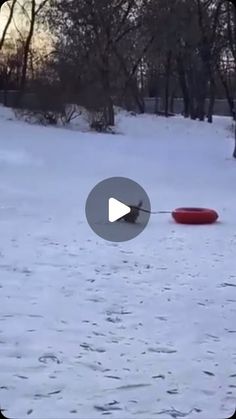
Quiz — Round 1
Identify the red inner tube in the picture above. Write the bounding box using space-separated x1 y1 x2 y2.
172 207 219 225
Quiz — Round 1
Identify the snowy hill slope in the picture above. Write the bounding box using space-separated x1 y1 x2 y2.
0 106 235 418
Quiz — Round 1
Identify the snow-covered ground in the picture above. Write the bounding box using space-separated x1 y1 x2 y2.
0 106 236 418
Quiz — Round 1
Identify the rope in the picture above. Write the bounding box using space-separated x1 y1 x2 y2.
132 206 171 215
151 211 172 214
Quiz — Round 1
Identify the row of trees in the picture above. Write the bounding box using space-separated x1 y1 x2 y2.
0 0 236 127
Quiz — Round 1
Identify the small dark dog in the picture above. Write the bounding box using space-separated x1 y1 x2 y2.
118 200 143 224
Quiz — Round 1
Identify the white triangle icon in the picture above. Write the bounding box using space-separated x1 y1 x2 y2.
108 198 131 223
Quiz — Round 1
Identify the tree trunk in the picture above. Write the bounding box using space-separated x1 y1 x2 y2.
176 55 190 118
186 67 197 119
0 0 17 51
170 91 175 114
207 78 215 123
140 60 145 97
228 0 236 160
217 66 236 120
112 41 148 114
195 72 207 121
164 51 172 117
106 97 115 126
233 124 236 159
227 2 236 64
127 78 145 113
103 92 115 125
189 96 197 120
154 96 159 114
101 60 115 126
196 96 205 121
20 0 36 93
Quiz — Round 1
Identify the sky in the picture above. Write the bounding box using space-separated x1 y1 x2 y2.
0 1 50 53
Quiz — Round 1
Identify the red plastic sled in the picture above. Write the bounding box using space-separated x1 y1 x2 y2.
172 208 219 225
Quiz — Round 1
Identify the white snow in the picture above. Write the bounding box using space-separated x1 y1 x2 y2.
0 105 236 418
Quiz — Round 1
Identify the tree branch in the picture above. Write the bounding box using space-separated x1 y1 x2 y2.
0 0 17 50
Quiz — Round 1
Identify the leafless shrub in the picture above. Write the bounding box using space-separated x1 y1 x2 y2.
60 104 82 125
14 108 61 125
85 109 114 133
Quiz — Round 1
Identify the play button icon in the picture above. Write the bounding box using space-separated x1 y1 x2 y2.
85 177 151 242
108 198 131 223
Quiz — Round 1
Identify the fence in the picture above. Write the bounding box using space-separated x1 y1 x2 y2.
144 97 236 117
0 90 40 109
0 90 235 117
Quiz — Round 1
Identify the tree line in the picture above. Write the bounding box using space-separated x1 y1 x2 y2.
0 0 235 128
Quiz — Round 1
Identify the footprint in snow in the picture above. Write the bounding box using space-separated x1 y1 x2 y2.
94 400 122 412
148 347 177 354
38 354 61 364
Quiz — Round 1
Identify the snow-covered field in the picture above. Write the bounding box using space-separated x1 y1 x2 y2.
0 106 236 418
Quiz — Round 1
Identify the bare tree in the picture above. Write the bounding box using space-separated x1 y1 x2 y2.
1 0 235 142
0 0 17 51
46 0 150 124
18 0 49 92
223 0 236 157
195 0 225 123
